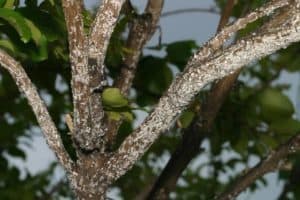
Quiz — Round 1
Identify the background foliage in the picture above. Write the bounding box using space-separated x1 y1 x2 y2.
0 0 300 199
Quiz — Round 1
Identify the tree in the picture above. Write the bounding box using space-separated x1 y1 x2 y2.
1 0 300 199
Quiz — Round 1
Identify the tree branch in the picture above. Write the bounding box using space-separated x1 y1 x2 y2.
86 0 126 151
216 132 300 200
62 0 126 151
188 0 289 66
89 0 126 58
217 7 300 199
217 0 235 32
103 0 300 182
106 0 164 148
61 0 93 150
0 49 73 172
143 1 238 198
114 0 164 96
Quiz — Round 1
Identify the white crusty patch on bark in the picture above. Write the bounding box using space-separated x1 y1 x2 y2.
103 5 300 181
84 0 126 150
89 0 125 60
62 0 95 150
189 0 290 66
0 49 73 172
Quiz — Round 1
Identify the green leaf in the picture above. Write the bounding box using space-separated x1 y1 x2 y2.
24 18 48 61
257 88 294 122
270 119 300 135
0 0 5 7
107 111 133 122
0 8 31 43
166 40 197 70
121 111 134 122
0 39 16 54
18 7 65 42
107 111 122 121
135 56 173 95
102 88 129 108
232 137 248 155
259 134 278 149
25 0 37 7
277 44 300 72
178 111 195 128
2 0 15 8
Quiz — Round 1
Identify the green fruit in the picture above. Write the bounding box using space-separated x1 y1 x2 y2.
257 88 294 121
102 88 129 108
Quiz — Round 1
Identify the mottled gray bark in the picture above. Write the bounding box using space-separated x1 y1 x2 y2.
62 0 91 150
1 0 300 199
107 0 164 149
0 49 73 172
103 0 300 182
87 0 126 151
62 0 125 152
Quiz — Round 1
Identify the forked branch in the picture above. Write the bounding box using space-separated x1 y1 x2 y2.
62 0 126 151
104 1 300 182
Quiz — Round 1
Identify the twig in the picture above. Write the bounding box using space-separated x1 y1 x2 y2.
0 49 73 172
216 133 300 200
161 7 219 17
114 0 164 95
188 0 290 66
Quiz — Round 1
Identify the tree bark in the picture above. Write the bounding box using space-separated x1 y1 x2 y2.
1 0 300 199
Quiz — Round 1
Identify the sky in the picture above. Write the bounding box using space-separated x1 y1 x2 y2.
7 0 300 199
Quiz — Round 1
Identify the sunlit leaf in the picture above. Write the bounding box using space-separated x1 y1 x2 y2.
2 0 15 8
0 39 16 54
0 8 31 43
